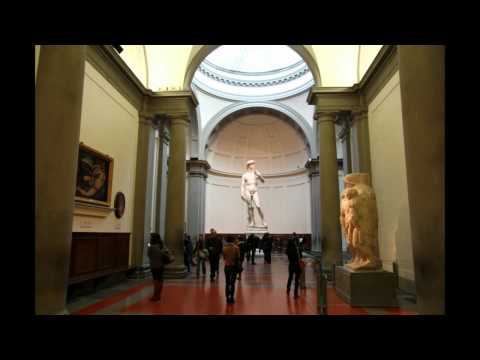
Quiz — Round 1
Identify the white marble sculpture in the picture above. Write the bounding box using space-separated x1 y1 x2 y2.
241 160 267 228
340 173 382 271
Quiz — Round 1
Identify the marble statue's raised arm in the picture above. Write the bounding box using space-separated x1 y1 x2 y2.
255 170 265 183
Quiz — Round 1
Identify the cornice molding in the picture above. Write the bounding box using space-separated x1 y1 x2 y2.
208 167 308 179
203 59 306 77
86 45 146 111
358 45 399 105
197 63 310 87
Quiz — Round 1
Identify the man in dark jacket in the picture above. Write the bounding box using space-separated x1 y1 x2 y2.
286 237 302 298
246 234 254 262
250 235 259 264
262 232 273 264
206 228 223 281
184 234 194 272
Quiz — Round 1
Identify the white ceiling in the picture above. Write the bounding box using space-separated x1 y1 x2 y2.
119 45 383 92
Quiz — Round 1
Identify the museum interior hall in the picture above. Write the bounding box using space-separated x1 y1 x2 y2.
35 45 445 315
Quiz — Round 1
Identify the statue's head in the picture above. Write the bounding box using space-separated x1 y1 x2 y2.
246 160 256 171
344 173 371 188
345 188 358 200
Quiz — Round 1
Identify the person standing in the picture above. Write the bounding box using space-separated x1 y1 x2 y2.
223 236 240 304
193 236 208 278
147 233 171 302
286 237 302 298
262 232 273 264
184 234 194 273
235 237 246 280
206 228 223 281
250 234 259 264
246 234 254 262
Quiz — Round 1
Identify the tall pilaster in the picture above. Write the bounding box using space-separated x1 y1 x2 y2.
398 45 444 314
186 160 210 245
163 114 189 278
35 45 86 314
305 159 320 254
131 112 157 276
351 109 371 176
315 111 343 272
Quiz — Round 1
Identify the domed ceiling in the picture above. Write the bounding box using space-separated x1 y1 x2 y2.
206 112 309 176
192 45 314 100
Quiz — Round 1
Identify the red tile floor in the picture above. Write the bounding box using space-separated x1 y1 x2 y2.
67 253 417 315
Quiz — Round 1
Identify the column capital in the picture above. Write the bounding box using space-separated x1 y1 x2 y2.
314 111 337 123
305 158 319 177
139 112 155 125
186 159 211 178
351 108 368 121
168 113 190 127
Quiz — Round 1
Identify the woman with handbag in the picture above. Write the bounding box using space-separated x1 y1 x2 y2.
194 236 208 278
147 233 170 302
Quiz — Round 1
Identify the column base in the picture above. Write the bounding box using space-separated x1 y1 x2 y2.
163 264 188 279
127 266 151 279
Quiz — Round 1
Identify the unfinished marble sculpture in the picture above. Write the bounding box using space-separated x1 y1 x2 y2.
340 173 381 271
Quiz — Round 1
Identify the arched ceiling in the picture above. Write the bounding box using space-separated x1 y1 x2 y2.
119 45 383 92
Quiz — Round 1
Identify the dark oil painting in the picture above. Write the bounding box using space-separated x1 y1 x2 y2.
75 144 113 206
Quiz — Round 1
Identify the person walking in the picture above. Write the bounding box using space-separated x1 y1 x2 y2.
206 228 223 281
147 233 173 302
223 236 240 304
184 234 194 273
286 237 302 298
193 236 208 278
262 232 273 264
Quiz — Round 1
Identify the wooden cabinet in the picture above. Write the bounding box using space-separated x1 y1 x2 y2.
69 232 130 284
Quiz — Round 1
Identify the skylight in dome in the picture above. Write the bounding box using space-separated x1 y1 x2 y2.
205 45 303 74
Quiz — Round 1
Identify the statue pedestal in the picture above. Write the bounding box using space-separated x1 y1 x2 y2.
335 266 398 307
246 225 268 236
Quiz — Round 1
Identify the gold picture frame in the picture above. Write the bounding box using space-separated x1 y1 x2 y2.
75 143 114 207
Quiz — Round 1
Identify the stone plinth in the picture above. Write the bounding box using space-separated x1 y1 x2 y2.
246 226 268 236
335 266 397 307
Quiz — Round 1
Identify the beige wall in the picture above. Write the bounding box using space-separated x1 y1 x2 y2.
368 71 415 284
72 61 139 266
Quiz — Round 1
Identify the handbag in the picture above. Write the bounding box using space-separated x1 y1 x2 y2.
162 249 175 265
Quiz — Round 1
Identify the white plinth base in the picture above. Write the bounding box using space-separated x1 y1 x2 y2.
246 225 268 236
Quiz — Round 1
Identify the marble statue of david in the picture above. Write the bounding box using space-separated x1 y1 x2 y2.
241 160 267 227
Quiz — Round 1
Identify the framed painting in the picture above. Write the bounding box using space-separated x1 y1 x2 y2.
75 143 114 207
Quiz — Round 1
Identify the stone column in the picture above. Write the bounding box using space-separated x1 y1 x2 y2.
350 110 371 176
398 45 444 314
164 115 189 278
131 113 156 277
186 160 210 245
336 112 353 174
315 111 342 273
35 45 86 314
306 159 320 254
155 123 170 238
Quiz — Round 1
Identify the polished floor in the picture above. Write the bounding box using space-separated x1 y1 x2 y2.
67 253 417 315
